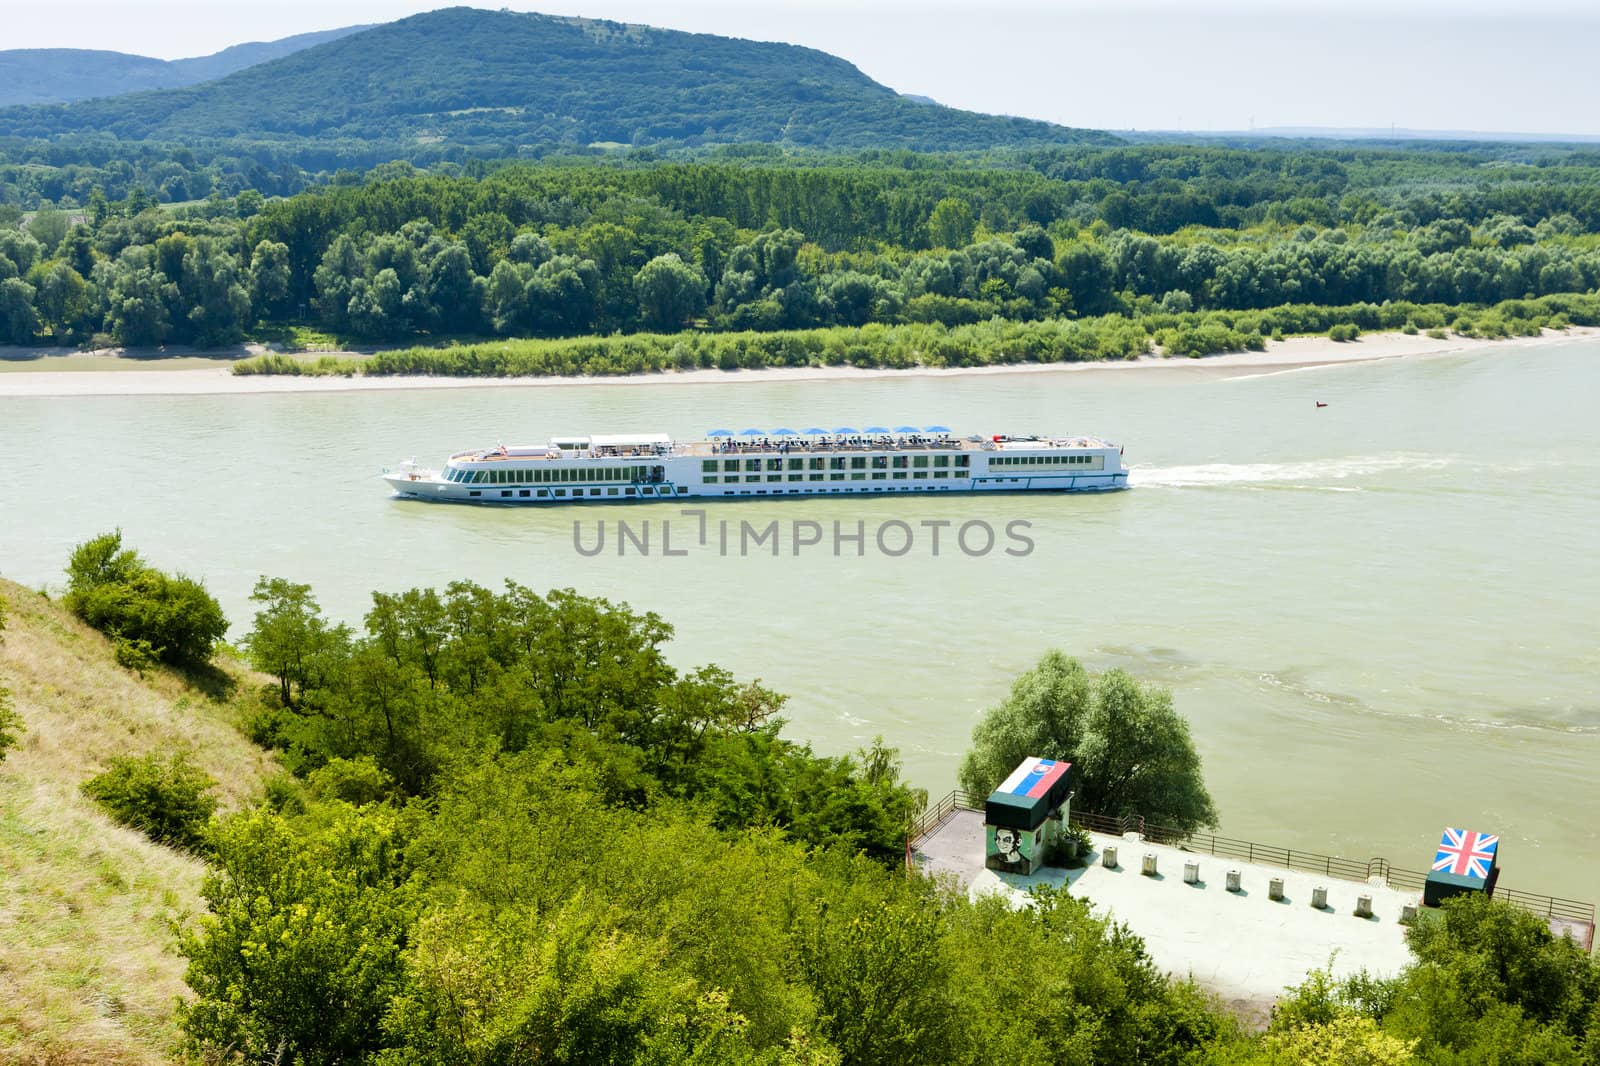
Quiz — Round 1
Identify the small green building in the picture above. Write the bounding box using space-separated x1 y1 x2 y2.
984 756 1073 876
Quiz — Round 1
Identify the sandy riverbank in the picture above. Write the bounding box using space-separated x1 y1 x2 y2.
0 327 1594 397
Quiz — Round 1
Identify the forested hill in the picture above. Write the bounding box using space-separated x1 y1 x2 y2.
0 26 367 108
0 6 1116 151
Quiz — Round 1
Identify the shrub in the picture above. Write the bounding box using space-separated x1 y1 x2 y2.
64 530 228 667
81 752 219 851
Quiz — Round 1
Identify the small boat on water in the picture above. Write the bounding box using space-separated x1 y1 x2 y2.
385 426 1128 503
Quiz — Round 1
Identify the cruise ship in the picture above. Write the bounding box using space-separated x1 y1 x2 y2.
384 427 1128 503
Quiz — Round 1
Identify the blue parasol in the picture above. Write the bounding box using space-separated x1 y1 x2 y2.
802 427 830 436
739 428 766 436
771 428 799 436
863 425 891 434
707 429 733 437
833 426 860 435
894 425 921 433
924 424 951 433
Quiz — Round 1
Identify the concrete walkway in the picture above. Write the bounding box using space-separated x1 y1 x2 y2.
912 810 1418 1013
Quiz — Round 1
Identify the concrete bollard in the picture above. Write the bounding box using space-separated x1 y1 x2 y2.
1183 861 1200 885
1141 852 1158 877
1355 895 1373 918
1102 845 1118 869
1226 869 1242 893
1311 886 1329 909
1269 877 1285 901
1400 904 1418 924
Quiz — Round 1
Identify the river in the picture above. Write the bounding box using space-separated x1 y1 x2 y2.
3 339 1596 902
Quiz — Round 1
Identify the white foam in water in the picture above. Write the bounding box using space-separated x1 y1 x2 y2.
1131 453 1451 488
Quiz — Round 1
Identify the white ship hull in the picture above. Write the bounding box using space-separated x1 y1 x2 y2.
385 430 1129 504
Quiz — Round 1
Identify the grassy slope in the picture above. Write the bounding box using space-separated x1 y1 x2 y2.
0 579 278 1064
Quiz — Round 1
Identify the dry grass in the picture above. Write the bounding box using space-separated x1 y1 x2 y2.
0 579 280 1064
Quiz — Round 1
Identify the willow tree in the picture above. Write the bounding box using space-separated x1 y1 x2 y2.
958 651 1218 834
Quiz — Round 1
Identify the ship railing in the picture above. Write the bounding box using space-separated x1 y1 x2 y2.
905 791 1595 925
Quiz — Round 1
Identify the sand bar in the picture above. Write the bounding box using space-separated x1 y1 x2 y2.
0 327 1594 398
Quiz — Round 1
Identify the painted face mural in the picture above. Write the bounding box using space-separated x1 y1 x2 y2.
986 825 1031 873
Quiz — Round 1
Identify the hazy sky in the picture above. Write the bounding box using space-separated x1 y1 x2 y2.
9 1 1600 135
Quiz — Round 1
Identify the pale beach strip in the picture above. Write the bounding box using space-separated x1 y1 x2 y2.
1 327 1594 398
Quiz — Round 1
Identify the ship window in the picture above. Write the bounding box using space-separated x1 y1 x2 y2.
745 460 761 472
829 458 846 470
703 461 718 473
892 469 907 479
913 472 928 479
809 457 825 470
955 470 968 478
767 458 782 471
554 489 566 497
788 458 804 470
590 488 601 496
724 460 738 471
829 473 845 481
809 473 824 481
625 488 636 495
725 475 739 483
934 471 948 479
469 490 481 497
955 455 969 467
767 475 782 483
934 456 949 467
851 457 866 469
851 473 866 481
913 456 928 468
871 472 886 480
892 456 908 468
704 476 719 484
607 488 619 495
537 489 549 497
500 490 512 497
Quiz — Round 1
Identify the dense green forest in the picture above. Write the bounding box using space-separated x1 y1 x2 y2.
5 146 1600 362
35 534 1600 1065
0 9 1106 158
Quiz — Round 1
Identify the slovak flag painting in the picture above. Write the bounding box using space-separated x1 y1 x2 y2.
996 756 1070 798
1433 827 1499 881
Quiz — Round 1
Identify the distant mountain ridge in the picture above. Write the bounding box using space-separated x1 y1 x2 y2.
0 26 367 107
0 7 1115 151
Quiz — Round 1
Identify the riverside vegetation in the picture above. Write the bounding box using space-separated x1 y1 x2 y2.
6 148 1600 368
4 536 1600 1063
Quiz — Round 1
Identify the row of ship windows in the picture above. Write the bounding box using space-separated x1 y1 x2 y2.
991 455 1101 466
704 455 968 473
707 471 966 483
468 486 674 499
449 465 653 485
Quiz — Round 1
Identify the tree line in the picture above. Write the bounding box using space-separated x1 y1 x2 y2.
4 155 1600 350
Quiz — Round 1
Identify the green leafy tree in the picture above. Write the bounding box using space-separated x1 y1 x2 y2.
243 576 352 709
178 805 417 1066
0 276 40 344
927 197 975 249
26 207 70 255
634 252 708 331
64 530 229 667
248 239 292 319
958 651 1218 833
81 751 218 851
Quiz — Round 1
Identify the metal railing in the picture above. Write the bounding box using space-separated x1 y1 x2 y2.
905 791 1593 927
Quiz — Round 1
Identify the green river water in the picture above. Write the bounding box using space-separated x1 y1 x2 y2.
3 339 1596 902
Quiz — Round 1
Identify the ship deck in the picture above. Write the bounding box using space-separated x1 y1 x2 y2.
455 434 1115 464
